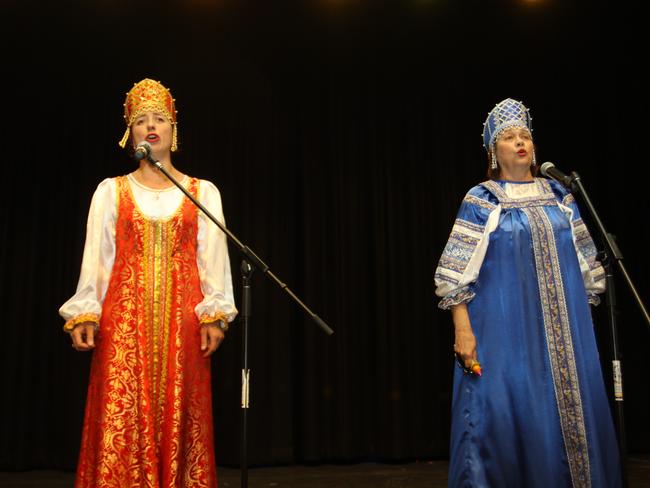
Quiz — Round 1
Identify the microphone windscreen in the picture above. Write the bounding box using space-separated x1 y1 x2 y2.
540 161 555 177
134 141 151 160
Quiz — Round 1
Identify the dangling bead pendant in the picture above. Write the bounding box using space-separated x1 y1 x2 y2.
171 124 178 152
531 149 537 166
490 151 498 170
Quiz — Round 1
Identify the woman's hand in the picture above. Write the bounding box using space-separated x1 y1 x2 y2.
451 303 478 369
200 322 226 357
71 322 97 351
454 329 478 369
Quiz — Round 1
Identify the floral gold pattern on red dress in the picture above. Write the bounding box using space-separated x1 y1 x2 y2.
75 176 217 487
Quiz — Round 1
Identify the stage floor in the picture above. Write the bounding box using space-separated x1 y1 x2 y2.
1 456 649 487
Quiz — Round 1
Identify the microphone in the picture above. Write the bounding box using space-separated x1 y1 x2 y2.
133 141 152 161
540 162 575 189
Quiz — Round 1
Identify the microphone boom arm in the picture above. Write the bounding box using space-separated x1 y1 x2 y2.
145 157 334 336
570 171 650 328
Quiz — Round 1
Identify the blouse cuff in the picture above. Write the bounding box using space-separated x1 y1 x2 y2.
63 313 101 333
587 293 601 307
199 311 230 330
438 287 476 310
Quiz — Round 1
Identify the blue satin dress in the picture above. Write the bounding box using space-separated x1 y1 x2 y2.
435 178 621 488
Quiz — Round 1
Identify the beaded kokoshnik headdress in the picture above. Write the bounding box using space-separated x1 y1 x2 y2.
482 98 534 169
118 78 178 152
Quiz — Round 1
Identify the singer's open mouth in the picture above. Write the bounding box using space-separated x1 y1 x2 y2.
146 133 160 143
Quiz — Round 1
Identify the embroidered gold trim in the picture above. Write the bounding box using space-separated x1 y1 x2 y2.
199 311 229 330
63 313 100 332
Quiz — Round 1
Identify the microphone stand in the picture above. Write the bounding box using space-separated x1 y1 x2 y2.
145 156 334 488
567 172 650 329
602 250 628 488
565 171 650 488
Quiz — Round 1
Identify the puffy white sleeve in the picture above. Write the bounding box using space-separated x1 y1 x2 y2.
194 180 238 324
59 178 117 331
434 189 501 310
559 193 606 305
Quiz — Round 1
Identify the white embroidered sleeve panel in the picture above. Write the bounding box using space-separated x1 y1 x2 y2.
434 190 501 310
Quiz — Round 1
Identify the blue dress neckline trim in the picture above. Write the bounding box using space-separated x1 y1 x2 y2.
494 179 536 185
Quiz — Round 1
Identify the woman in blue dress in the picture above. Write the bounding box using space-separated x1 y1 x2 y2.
434 99 622 487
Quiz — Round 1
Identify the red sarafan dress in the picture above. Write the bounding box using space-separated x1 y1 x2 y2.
75 176 219 487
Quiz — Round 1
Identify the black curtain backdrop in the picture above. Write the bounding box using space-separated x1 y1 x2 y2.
1 0 648 471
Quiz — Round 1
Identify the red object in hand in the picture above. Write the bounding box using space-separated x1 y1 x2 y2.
454 353 483 376
470 362 482 376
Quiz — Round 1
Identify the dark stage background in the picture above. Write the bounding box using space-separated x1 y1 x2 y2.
1 0 648 472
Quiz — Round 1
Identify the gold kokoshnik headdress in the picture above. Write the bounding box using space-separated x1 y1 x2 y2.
118 78 178 151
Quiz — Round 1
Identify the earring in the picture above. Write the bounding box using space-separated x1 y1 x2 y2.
118 127 130 149
490 151 497 170
171 124 178 152
531 149 537 166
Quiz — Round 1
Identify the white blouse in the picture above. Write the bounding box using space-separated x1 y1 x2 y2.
59 174 238 325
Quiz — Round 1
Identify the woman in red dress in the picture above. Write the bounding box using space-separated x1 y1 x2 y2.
60 79 237 488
